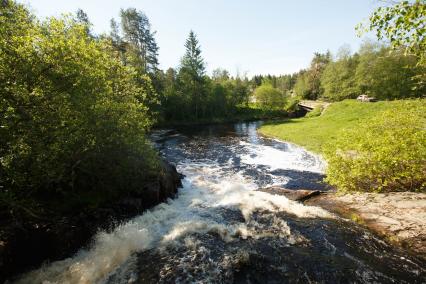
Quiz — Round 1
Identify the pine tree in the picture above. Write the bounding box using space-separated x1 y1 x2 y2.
179 31 206 119
119 8 159 74
181 31 205 78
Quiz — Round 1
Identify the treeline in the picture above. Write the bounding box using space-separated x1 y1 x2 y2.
293 43 425 101
221 42 425 115
107 11 289 123
157 34 252 122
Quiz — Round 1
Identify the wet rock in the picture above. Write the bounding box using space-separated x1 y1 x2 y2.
142 181 161 208
305 191 426 259
259 186 321 202
116 197 143 212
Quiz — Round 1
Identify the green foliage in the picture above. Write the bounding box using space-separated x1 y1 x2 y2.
355 45 424 99
258 74 297 95
305 106 322 118
0 1 159 211
284 96 300 112
293 52 331 100
357 0 425 66
119 8 159 74
324 100 426 193
357 0 426 87
318 41 424 101
158 32 257 123
259 99 417 153
178 30 206 119
260 99 426 193
321 54 359 101
293 39 425 102
253 84 286 109
293 72 311 99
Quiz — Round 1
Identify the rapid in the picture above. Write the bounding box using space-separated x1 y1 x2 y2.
15 122 425 283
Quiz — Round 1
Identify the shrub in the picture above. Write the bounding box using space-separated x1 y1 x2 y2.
284 97 299 112
253 84 286 109
306 106 322 118
324 100 426 193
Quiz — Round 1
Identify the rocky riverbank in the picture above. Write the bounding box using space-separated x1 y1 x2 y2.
305 191 426 258
0 160 182 282
261 187 426 259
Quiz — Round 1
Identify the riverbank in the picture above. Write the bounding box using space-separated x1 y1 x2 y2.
257 99 426 258
263 187 426 259
305 191 426 258
258 99 422 153
0 160 182 282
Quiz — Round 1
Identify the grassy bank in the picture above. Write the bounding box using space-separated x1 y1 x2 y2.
260 99 426 193
259 99 421 154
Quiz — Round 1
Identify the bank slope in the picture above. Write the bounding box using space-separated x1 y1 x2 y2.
258 99 421 154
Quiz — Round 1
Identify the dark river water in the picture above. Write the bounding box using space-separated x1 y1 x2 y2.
16 122 425 283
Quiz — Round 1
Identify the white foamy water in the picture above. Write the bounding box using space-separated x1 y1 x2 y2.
240 140 326 174
16 136 332 284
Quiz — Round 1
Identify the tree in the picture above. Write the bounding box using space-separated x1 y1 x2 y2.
75 8 91 36
109 18 127 63
179 30 206 119
321 49 359 101
110 18 121 45
0 1 158 210
357 0 426 86
293 52 331 100
293 71 310 98
120 8 159 74
212 68 230 82
355 42 423 99
253 84 286 109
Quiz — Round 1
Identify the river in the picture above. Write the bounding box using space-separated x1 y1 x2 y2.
16 122 425 283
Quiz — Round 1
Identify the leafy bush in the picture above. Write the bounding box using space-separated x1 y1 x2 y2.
324 100 426 193
305 106 322 118
284 97 299 112
0 1 159 210
253 84 286 109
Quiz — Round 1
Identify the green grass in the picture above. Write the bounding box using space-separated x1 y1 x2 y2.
259 99 423 154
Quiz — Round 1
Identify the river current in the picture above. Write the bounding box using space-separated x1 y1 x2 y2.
16 122 425 283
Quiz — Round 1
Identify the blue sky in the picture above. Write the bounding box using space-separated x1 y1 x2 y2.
19 0 380 76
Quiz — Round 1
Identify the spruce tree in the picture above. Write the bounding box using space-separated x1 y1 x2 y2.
179 31 206 119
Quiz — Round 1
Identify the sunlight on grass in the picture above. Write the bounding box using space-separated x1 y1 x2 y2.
258 99 421 154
